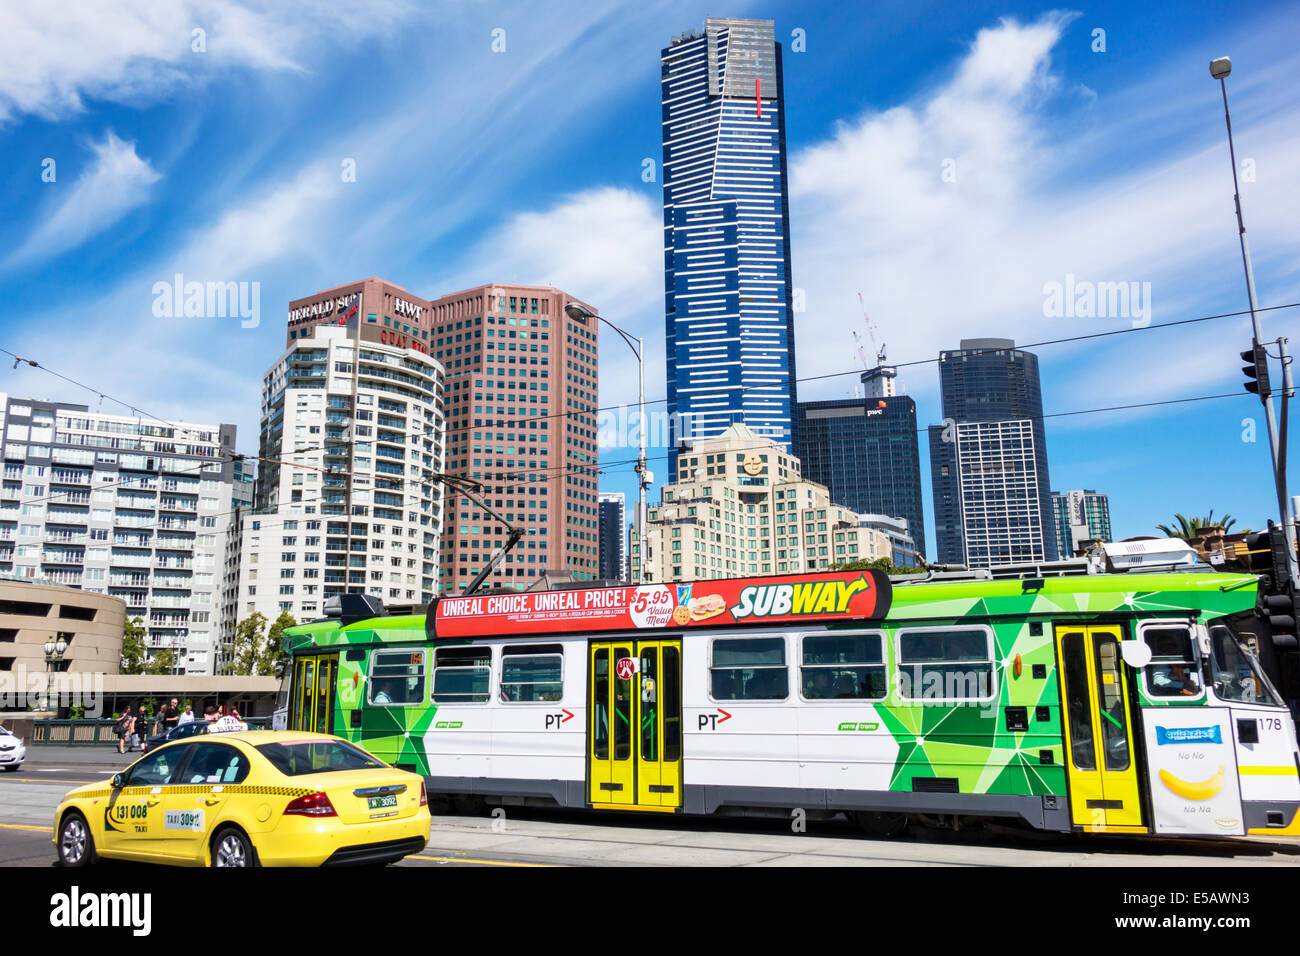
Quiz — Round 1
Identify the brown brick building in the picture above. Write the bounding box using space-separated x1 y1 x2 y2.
429 284 599 592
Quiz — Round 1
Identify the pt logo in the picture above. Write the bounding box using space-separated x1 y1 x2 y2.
697 709 732 731
544 709 574 729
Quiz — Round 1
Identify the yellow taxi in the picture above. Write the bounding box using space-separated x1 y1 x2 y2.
52 730 430 867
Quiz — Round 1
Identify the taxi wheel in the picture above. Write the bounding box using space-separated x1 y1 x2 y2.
57 812 96 867
210 827 259 868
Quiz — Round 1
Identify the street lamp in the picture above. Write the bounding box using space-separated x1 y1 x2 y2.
565 302 649 584
42 637 68 713
1210 56 1300 589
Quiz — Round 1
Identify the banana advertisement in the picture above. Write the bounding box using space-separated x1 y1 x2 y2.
1142 708 1243 835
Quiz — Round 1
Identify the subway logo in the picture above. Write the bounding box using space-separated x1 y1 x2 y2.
730 574 880 621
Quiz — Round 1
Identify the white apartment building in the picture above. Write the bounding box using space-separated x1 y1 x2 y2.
951 419 1051 568
630 424 893 583
220 328 445 662
0 393 237 674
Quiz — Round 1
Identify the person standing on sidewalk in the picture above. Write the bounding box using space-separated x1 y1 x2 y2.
161 698 180 733
114 705 133 755
128 705 146 752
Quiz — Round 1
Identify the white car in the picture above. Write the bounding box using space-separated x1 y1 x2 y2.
0 726 25 772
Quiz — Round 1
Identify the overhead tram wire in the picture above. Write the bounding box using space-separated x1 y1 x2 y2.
431 300 1300 439
6 300 1300 450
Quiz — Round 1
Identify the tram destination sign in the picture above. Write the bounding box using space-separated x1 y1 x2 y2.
431 569 893 639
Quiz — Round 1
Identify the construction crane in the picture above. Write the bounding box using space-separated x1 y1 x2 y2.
858 292 887 366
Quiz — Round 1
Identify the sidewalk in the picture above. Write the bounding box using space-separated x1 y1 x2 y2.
25 744 142 768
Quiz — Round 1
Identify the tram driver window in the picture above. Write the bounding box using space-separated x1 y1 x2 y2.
801 633 886 700
1209 625 1281 705
1141 626 1202 698
368 648 426 706
500 645 563 702
710 637 787 700
896 628 995 701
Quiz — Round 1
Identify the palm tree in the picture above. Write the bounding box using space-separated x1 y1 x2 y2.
1156 510 1236 539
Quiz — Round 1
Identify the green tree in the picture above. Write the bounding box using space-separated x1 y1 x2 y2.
227 612 268 676
1156 510 1237 539
259 611 297 676
830 556 926 575
145 648 175 676
120 617 148 674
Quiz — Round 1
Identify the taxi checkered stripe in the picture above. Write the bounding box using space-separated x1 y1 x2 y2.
85 785 316 798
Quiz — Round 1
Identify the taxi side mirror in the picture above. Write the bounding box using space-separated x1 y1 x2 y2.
111 773 124 789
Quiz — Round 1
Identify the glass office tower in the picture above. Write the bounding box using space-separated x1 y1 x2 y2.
661 18 798 468
928 338 1057 566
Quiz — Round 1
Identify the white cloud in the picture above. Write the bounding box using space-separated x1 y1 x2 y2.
5 130 161 267
786 13 1300 417
453 186 665 415
0 0 413 122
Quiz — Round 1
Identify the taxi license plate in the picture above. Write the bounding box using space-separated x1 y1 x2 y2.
367 794 398 810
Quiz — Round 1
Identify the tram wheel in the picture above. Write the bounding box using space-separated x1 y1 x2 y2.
852 811 910 838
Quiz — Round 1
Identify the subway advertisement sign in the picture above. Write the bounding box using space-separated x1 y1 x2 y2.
430 569 893 639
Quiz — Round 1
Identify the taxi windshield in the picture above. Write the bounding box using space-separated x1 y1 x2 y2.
255 740 386 776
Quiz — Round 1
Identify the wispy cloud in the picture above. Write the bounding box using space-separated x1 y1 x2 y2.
0 0 413 122
4 130 161 268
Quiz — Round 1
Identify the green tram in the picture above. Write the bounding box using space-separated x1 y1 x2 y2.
272 568 1300 838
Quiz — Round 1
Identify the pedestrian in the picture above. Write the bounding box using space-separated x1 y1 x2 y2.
178 702 195 726
128 705 146 752
161 698 180 733
115 705 133 755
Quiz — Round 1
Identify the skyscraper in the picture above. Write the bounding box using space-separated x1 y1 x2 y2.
661 17 798 465
1052 489 1112 558
429 284 600 592
597 492 627 581
223 323 445 654
796 371 926 559
928 338 1057 567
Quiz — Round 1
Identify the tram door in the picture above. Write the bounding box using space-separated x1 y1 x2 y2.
1055 625 1144 830
588 640 682 810
289 654 338 734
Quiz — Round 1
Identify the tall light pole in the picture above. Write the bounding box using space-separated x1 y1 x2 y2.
566 303 649 583
42 637 68 713
1210 56 1300 589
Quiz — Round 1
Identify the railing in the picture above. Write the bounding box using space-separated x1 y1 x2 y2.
31 716 272 746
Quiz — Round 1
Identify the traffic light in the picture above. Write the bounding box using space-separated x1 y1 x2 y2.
1263 592 1296 631
1241 343 1271 397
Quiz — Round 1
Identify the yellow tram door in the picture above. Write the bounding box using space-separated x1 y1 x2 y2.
1055 625 1145 831
589 641 682 811
290 655 338 733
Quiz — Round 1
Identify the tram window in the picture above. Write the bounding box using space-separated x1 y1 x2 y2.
896 628 995 700
801 632 886 700
368 648 426 706
433 647 491 703
1141 626 1202 699
710 637 787 701
1209 625 1283 705
500 644 563 702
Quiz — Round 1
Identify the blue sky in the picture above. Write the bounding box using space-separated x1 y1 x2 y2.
1 0 1298 559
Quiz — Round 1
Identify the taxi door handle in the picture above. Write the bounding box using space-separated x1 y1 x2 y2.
203 797 221 806
145 798 160 807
